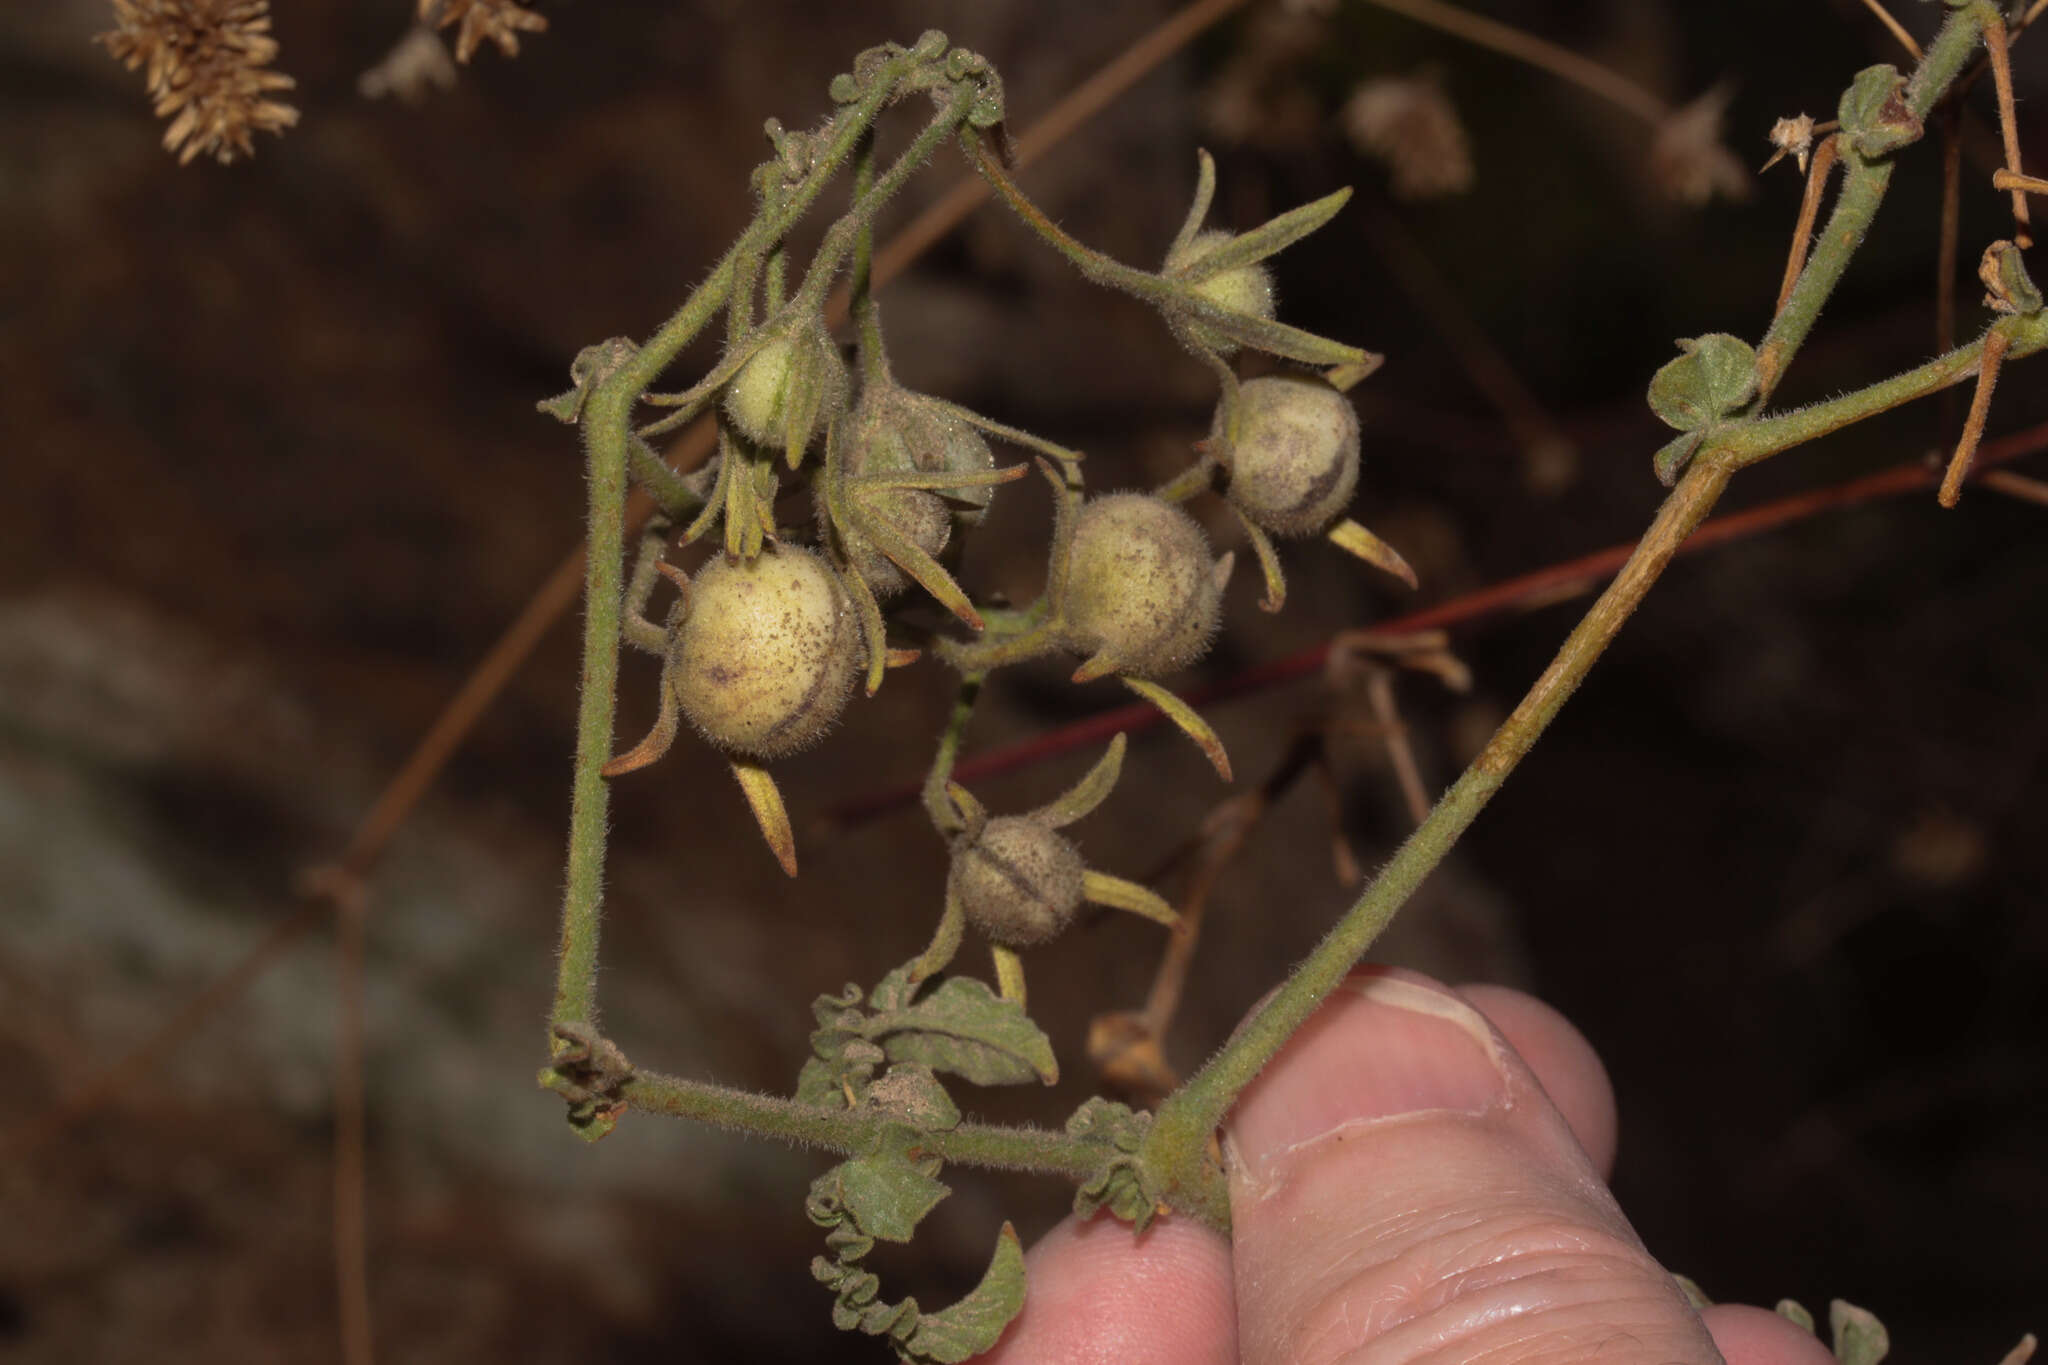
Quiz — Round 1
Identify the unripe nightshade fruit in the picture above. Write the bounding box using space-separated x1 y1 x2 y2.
724 325 847 453
1163 228 1275 356
666 546 858 760
1217 374 1361 536
828 387 995 594
1061 493 1222 677
949 816 1085 949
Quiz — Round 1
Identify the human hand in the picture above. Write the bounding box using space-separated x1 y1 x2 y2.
976 966 1828 1364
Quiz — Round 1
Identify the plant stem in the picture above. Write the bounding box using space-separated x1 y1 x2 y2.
620 1068 1113 1180
549 53 930 1037
1144 456 1735 1201
1731 311 2048 466
1754 2 1992 402
1139 4 2007 1210
922 673 984 835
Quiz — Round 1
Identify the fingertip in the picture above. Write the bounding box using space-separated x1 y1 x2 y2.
1457 982 1620 1179
1702 1304 1842 1365
973 1213 1234 1365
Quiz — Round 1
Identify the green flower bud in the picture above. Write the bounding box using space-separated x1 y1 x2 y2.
724 321 848 455
1163 228 1276 356
1061 493 1223 678
1218 374 1361 536
948 816 1085 948
667 545 858 760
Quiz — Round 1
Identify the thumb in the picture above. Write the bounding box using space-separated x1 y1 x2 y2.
1225 967 1719 1364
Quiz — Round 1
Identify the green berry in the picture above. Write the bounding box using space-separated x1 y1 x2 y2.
949 816 1085 948
1061 493 1222 677
666 546 858 760
1218 374 1361 536
1163 229 1275 356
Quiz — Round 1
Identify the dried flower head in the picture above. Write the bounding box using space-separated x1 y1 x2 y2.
1650 85 1752 205
98 0 299 166
1762 113 1818 175
358 26 458 103
421 0 547 65
1342 72 1474 200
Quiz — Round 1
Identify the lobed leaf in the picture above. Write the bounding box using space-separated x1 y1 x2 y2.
895 1224 1028 1363
872 976 1058 1087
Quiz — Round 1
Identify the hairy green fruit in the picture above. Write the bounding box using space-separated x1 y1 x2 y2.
1061 493 1223 677
1163 228 1276 356
725 323 848 454
667 546 858 759
830 387 997 593
949 816 1085 948
1219 374 1361 536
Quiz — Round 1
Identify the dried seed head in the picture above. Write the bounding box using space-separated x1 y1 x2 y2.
949 816 1086 948
1650 86 1751 205
99 0 300 166
725 323 848 456
423 0 547 64
1163 229 1276 356
666 546 858 760
1342 73 1474 200
1219 374 1361 536
1061 494 1223 677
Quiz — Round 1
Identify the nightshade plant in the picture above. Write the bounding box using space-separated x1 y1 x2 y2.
536 13 2046 1359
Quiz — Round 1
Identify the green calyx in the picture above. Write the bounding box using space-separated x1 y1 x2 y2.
725 320 848 465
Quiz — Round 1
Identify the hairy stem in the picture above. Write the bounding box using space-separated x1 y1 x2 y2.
550 52 930 1038
1139 0 2005 1213
621 1069 1118 1180
1144 457 1735 1201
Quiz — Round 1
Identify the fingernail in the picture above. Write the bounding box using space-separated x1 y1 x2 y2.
1224 970 1512 1178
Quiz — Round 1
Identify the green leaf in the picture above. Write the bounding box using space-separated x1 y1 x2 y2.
1982 239 2044 316
1777 1300 1817 1334
1647 334 1758 432
1671 1273 1714 1310
896 1223 1028 1364
1172 188 1352 283
808 1151 950 1244
873 975 1059 1087
1066 1099 1166 1230
538 337 638 425
1830 1300 1891 1365
1837 64 1921 159
865 1065 962 1132
1652 429 1707 486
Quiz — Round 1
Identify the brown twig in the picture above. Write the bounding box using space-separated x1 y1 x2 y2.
1856 0 1924 59
1359 0 1670 126
1089 734 1322 1104
328 875 375 1365
1981 12 2035 247
0 899 327 1162
1940 329 2012 507
1365 208 1578 493
1981 468 2048 507
1938 110 1963 356
1777 135 1843 317
829 417 2048 825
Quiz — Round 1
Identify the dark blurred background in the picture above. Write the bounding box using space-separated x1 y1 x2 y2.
3 0 2044 1359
